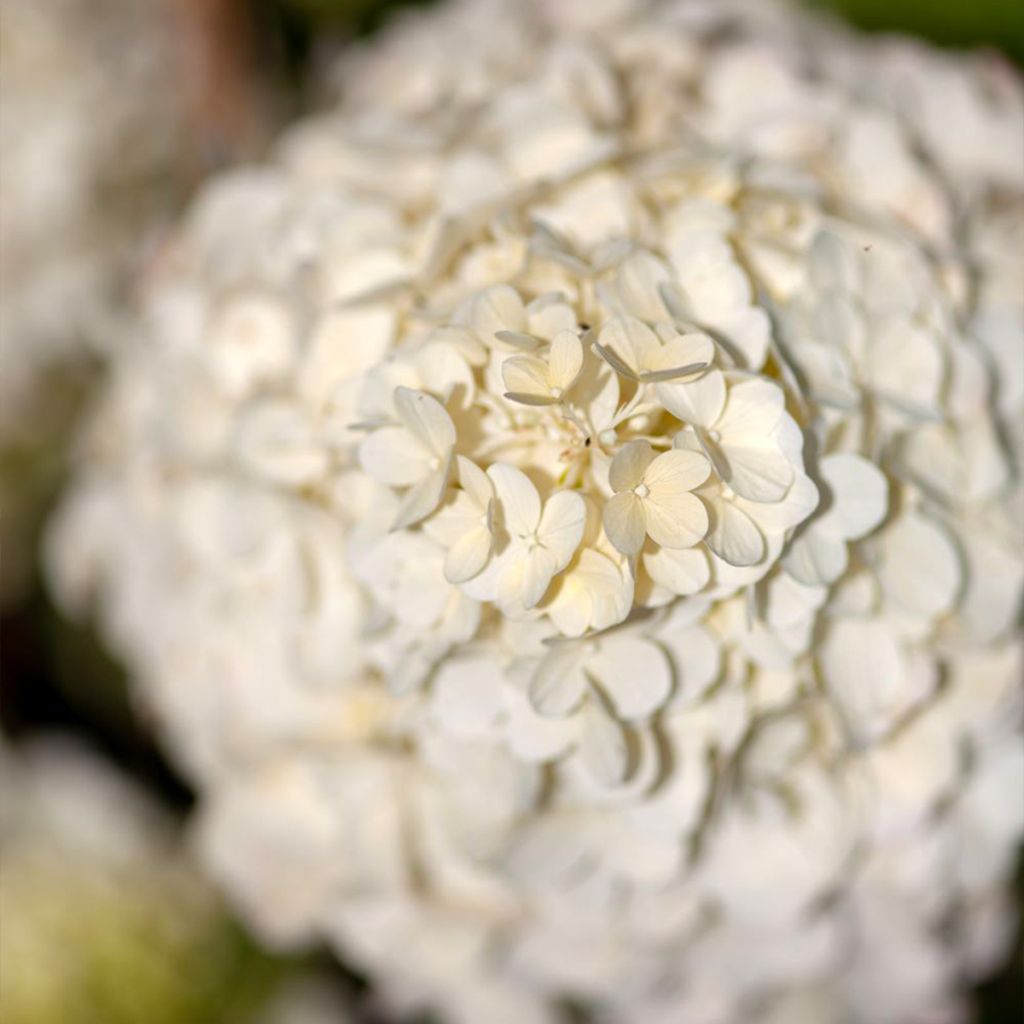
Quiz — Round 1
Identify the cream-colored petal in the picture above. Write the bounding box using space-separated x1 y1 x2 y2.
578 696 630 787
548 330 584 391
784 527 848 587
721 442 793 502
391 457 452 530
392 386 455 456
603 491 647 556
502 354 551 398
643 544 710 596
521 546 559 609
444 526 493 583
530 645 589 716
645 448 711 495
488 463 541 536
588 637 672 720
705 498 765 566
643 490 709 550
471 284 525 343
358 426 431 486
716 378 785 440
658 368 727 427
455 455 492 511
598 315 660 373
818 453 889 541
537 490 586 571
609 439 657 492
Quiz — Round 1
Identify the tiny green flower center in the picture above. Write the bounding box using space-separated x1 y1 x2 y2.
634 483 650 499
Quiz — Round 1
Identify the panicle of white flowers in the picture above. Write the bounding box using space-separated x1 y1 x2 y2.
49 1 1023 1022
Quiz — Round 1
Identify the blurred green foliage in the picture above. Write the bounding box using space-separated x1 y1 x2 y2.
810 0 1024 64
277 0 1024 61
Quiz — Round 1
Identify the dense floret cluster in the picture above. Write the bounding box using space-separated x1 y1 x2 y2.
50 2 1023 1022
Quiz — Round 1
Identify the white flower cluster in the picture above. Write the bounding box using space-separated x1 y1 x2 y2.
50 1 1023 1022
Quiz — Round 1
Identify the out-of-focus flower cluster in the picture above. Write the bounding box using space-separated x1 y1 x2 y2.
0 740 229 1024
0 0 181 602
50 1 1024 1022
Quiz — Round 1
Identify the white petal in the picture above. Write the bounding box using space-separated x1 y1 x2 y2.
609 439 657 492
521 546 558 609
818 453 889 541
598 316 659 373
820 618 907 744
530 645 588 716
643 490 708 550
705 498 765 566
716 378 785 440
391 459 452 530
784 527 848 587
645 448 711 497
538 491 586 571
444 527 493 583
643 545 710 596
472 284 525 343
548 330 584 391
578 696 630 787
488 463 541 536
603 491 646 556
502 355 551 399
658 368 727 427
877 513 961 618
358 426 430 486
392 387 455 456
616 250 670 321
432 654 505 736
455 455 492 510
645 331 715 381
588 637 672 720
721 443 793 502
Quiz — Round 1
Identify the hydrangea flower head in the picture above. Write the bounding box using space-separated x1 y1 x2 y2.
51 1 1024 1022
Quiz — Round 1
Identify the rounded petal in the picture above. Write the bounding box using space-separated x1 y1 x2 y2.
603 491 646 556
645 448 711 497
578 696 630 787
488 463 541 536
877 513 961 618
455 455 493 510
548 330 584 391
521 546 559 609
599 315 660 373
658 368 727 428
705 498 765 567
588 637 672 720
609 439 657 492
538 490 587 570
644 491 709 550
643 545 710 596
472 284 525 343
722 443 793 502
392 387 455 456
358 426 430 486
818 453 889 540
784 527 848 587
391 458 453 530
502 355 551 399
717 378 785 440
444 526 493 583
530 645 589 716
